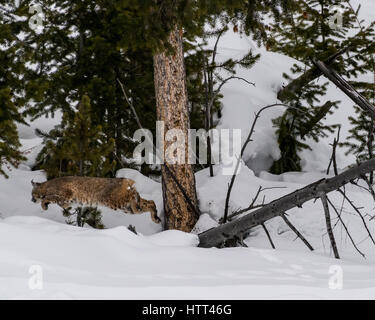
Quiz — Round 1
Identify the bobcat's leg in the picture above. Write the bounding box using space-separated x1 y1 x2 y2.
150 204 161 224
41 194 70 211
41 195 57 210
41 200 50 210
57 200 70 209
140 199 160 224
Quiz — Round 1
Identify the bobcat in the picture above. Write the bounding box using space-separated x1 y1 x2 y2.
31 176 161 223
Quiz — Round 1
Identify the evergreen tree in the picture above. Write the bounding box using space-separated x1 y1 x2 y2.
63 206 104 229
36 95 113 228
341 12 375 182
0 88 25 178
269 0 374 173
2 0 287 180
0 3 27 177
3 0 158 176
344 105 375 163
36 95 115 179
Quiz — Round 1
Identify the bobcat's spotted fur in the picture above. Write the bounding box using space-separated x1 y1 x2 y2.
31 176 160 223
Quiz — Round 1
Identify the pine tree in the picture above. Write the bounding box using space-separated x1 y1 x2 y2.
341 13 375 182
36 95 113 228
36 95 115 179
344 105 375 161
0 89 25 178
0 4 26 178
5 0 158 176
269 0 373 173
63 206 104 229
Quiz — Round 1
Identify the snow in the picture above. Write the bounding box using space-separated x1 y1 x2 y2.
1 215 375 299
1 0 375 300
2 158 375 299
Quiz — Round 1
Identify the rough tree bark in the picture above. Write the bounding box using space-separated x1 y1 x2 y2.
153 26 199 232
199 157 375 248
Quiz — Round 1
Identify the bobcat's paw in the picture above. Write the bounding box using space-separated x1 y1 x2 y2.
41 201 50 210
152 215 161 224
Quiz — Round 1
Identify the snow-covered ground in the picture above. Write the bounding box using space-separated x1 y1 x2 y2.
2 214 375 299
1 1 375 300
2 159 375 299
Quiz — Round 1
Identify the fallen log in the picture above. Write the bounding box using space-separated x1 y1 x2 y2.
312 60 375 121
198 158 375 248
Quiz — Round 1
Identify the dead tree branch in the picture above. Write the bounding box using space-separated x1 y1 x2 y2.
261 223 275 249
222 103 293 223
277 47 349 102
337 189 375 245
281 214 314 251
199 157 375 248
360 174 375 203
299 101 335 138
224 185 263 222
321 194 340 259
327 197 366 258
312 60 375 121
223 186 287 223
327 126 341 176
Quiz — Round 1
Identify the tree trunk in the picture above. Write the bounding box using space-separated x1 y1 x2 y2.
153 26 199 232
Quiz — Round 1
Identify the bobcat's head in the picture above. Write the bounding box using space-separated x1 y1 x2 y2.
31 180 50 210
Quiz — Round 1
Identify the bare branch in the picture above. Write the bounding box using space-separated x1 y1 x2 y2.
321 194 340 259
281 214 314 251
224 186 287 222
222 103 296 224
327 197 366 258
277 46 350 102
326 126 341 176
261 223 275 249
208 76 255 113
337 189 375 245
312 60 375 121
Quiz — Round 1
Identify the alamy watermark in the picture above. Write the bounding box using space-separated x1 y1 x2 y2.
14 0 43 32
328 265 343 290
28 264 43 290
328 5 344 30
28 4 43 32
133 121 242 175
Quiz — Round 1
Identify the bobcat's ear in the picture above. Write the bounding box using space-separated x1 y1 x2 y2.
128 179 136 187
